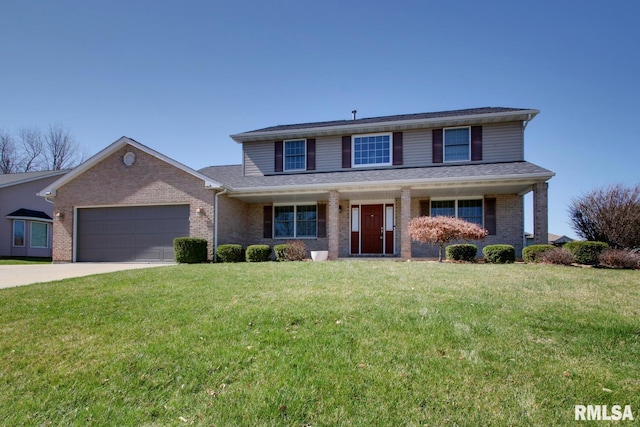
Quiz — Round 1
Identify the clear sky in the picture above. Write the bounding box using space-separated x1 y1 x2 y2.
2 1 638 239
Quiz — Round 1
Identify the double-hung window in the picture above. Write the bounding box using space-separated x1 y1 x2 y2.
13 220 25 247
274 205 317 238
353 133 391 167
284 139 306 171
30 222 49 248
444 127 470 162
431 199 483 226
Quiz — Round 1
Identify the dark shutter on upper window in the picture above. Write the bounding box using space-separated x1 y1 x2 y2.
471 126 482 161
274 141 283 172
432 129 443 163
419 199 431 217
484 197 496 235
263 205 273 238
392 132 403 165
317 203 326 238
342 136 351 169
306 138 316 171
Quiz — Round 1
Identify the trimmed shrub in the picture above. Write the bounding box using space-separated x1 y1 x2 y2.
445 244 477 262
216 244 245 263
246 244 271 262
274 240 307 261
522 244 556 263
564 241 609 265
483 244 516 264
537 248 575 266
174 237 208 264
598 249 640 269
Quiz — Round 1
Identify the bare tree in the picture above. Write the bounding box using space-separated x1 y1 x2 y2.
0 129 19 173
44 123 84 170
568 183 640 249
17 127 44 172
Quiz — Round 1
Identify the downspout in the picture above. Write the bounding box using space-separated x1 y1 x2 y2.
213 187 228 262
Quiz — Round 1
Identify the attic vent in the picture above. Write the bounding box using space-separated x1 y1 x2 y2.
352 109 357 120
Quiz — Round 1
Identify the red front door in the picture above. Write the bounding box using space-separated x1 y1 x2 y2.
361 204 383 254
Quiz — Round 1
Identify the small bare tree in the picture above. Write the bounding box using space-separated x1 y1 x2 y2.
408 216 488 262
568 184 640 249
17 127 44 172
44 123 84 170
0 129 18 173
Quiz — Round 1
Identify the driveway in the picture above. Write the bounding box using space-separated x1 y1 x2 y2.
0 263 172 289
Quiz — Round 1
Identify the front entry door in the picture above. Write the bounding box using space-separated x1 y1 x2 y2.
361 204 384 254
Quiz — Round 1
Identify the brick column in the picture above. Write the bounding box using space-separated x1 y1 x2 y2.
533 182 549 244
401 188 412 259
328 190 340 260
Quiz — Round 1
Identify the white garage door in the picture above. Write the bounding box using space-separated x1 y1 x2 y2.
76 205 190 262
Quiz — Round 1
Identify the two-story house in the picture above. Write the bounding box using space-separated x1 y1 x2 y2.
40 107 554 262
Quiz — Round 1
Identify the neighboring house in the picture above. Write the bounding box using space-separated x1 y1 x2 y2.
1 170 67 258
40 107 555 262
525 233 574 247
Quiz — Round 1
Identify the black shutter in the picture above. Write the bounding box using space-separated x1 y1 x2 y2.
432 129 443 163
484 198 496 235
317 203 326 238
419 199 431 217
471 126 482 161
263 205 273 238
274 141 283 172
392 132 403 165
342 136 351 169
306 138 316 170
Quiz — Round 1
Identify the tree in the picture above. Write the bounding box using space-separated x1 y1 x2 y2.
17 127 44 172
44 123 84 170
0 129 18 173
407 215 488 262
568 183 640 249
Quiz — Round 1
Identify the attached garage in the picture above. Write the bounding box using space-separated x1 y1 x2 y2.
76 205 190 262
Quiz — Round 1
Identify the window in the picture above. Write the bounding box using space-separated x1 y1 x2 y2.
431 199 483 226
274 205 317 238
353 134 391 167
444 127 470 162
30 222 49 248
13 220 25 247
284 139 306 171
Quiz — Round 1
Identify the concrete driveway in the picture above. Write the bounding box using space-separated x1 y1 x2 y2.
0 263 172 289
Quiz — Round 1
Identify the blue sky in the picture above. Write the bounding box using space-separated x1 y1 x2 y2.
2 1 639 238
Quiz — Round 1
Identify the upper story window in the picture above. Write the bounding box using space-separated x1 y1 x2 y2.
353 134 391 167
444 127 470 162
284 139 306 171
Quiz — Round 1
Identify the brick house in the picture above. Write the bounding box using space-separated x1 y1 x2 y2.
40 107 554 262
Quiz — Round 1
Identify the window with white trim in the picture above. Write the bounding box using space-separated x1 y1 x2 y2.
431 199 483 226
13 220 25 247
444 127 470 162
274 205 317 238
30 221 49 248
284 139 306 171
353 133 391 167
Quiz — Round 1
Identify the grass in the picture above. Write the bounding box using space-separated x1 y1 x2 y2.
0 262 638 426
0 257 51 265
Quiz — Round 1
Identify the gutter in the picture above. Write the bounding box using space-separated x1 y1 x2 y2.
213 187 228 262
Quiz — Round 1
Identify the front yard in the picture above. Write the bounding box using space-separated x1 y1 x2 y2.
0 262 638 425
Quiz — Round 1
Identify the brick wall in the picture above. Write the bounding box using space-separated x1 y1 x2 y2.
52 145 215 262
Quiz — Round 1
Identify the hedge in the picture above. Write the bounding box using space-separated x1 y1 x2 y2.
522 244 555 263
274 241 307 261
174 237 208 264
564 241 609 265
246 244 271 262
483 244 516 264
446 244 478 262
216 244 245 263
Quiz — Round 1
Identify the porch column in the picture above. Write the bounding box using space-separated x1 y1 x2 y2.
533 182 549 244
328 190 340 260
401 188 412 259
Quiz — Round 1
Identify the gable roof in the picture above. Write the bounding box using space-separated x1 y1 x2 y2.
38 136 222 197
0 170 68 189
231 107 539 143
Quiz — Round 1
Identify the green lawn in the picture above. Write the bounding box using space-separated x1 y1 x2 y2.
0 257 51 265
0 262 638 426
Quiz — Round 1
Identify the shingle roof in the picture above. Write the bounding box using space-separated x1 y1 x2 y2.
0 170 67 188
199 161 554 192
6 208 52 220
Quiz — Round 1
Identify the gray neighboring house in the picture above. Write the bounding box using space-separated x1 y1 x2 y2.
1 170 67 258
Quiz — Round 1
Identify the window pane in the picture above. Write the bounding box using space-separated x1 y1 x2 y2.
431 200 455 217
30 222 49 248
274 206 294 237
13 220 25 246
296 205 317 237
458 200 483 226
444 128 470 161
353 135 390 165
284 140 306 170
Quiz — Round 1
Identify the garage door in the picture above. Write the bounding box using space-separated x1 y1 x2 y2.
76 205 190 262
